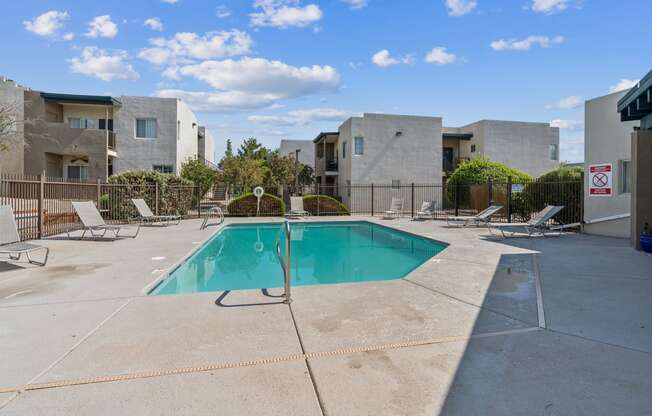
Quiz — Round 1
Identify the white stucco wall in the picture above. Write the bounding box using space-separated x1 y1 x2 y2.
203 127 216 164
176 99 199 172
584 91 638 238
279 139 315 168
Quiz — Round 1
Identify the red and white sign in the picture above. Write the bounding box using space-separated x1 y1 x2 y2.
589 163 613 196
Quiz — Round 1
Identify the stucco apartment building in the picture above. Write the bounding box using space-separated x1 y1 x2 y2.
0 77 215 181
313 113 560 198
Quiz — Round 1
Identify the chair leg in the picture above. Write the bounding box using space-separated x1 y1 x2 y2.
9 253 21 261
26 247 49 266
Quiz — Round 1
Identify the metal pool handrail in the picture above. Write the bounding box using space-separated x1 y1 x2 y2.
275 220 292 304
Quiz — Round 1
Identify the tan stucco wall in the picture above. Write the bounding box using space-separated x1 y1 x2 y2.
23 91 108 181
0 79 25 175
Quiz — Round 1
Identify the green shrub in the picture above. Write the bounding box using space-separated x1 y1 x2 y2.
446 158 532 204
538 165 584 182
302 195 350 216
180 159 217 202
107 170 194 218
226 193 286 216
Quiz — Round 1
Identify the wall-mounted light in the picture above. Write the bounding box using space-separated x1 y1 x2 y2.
192 123 197 128
395 131 403 137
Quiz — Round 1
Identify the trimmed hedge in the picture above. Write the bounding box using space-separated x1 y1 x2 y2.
227 193 286 216
107 170 194 218
303 195 350 216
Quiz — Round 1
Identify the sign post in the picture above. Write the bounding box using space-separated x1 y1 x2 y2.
588 164 613 197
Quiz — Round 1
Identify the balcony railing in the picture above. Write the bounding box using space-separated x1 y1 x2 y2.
107 132 116 151
326 159 338 172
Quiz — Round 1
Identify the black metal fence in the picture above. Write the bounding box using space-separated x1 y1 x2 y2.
221 180 584 226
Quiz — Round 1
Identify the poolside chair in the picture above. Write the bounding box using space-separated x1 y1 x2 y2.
446 204 504 227
286 197 310 218
68 201 140 240
487 205 565 238
383 197 404 219
0 205 49 266
132 199 180 226
415 201 437 220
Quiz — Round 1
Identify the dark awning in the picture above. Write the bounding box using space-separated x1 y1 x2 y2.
313 132 339 143
443 133 473 141
617 69 652 122
41 92 121 106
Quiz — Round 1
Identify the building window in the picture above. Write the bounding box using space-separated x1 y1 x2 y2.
354 136 364 155
136 119 157 138
153 165 174 174
549 144 558 161
471 144 476 153
99 119 114 131
66 165 88 182
68 118 96 129
620 160 631 194
392 179 400 189
342 141 347 159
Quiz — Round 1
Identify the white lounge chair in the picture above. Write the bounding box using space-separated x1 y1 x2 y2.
132 198 180 226
68 201 140 240
415 201 437 220
383 197 404 219
0 205 49 266
488 205 564 238
286 197 310 218
446 204 503 227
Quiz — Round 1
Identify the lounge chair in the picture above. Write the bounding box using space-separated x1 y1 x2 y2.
68 201 140 240
415 201 437 220
446 204 503 227
132 198 180 226
487 205 564 238
0 205 49 266
383 197 404 219
286 197 310 218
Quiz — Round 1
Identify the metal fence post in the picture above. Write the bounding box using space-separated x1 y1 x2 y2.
316 183 320 216
507 176 512 223
411 182 415 218
96 179 101 208
488 178 493 206
197 186 201 219
454 182 460 217
155 183 159 215
371 183 374 217
38 172 44 239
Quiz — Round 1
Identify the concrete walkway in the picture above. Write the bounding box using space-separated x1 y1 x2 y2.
0 217 650 415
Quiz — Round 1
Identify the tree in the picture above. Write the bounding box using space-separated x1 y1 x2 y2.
180 158 217 199
265 153 296 187
0 103 20 153
237 138 268 160
218 156 267 193
298 164 315 187
224 139 233 158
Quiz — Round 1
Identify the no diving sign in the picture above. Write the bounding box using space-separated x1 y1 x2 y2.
589 164 612 197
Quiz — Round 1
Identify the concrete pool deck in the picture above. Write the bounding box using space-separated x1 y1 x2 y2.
0 217 650 415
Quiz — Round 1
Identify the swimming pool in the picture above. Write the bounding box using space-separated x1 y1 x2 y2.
151 221 447 295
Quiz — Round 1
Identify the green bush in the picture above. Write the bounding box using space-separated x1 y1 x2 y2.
446 158 532 204
107 170 194 218
538 165 584 182
180 159 217 202
226 193 286 216
303 195 350 216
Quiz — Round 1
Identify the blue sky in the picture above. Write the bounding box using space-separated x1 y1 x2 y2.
3 0 650 162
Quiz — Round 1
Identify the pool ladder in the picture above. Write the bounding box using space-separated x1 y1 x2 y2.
275 220 292 304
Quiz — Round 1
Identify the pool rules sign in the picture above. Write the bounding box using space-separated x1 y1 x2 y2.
589 163 613 196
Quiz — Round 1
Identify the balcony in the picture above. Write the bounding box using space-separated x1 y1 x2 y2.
108 132 116 151
326 159 338 172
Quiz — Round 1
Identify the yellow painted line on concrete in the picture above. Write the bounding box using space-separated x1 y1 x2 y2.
0 326 540 394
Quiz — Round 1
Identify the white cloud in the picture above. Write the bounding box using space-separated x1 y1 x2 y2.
161 0 178 3
445 0 477 16
249 108 351 126
490 35 564 51
69 47 139 81
424 47 458 65
156 57 340 112
371 49 413 67
216 5 232 18
550 119 583 131
62 32 75 41
341 0 368 9
546 95 583 110
86 15 118 38
609 79 639 94
250 0 322 28
23 10 69 37
139 30 253 65
531 0 581 14
144 17 164 31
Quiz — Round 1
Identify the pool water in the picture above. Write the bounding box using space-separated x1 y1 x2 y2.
151 221 447 295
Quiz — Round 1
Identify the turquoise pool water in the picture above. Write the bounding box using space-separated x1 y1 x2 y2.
151 221 447 295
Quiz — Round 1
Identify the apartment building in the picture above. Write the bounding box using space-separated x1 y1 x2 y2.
279 139 315 169
0 78 25 175
314 113 560 196
0 78 215 181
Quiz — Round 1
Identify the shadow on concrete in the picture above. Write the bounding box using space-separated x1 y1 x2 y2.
214 289 287 308
437 233 652 415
